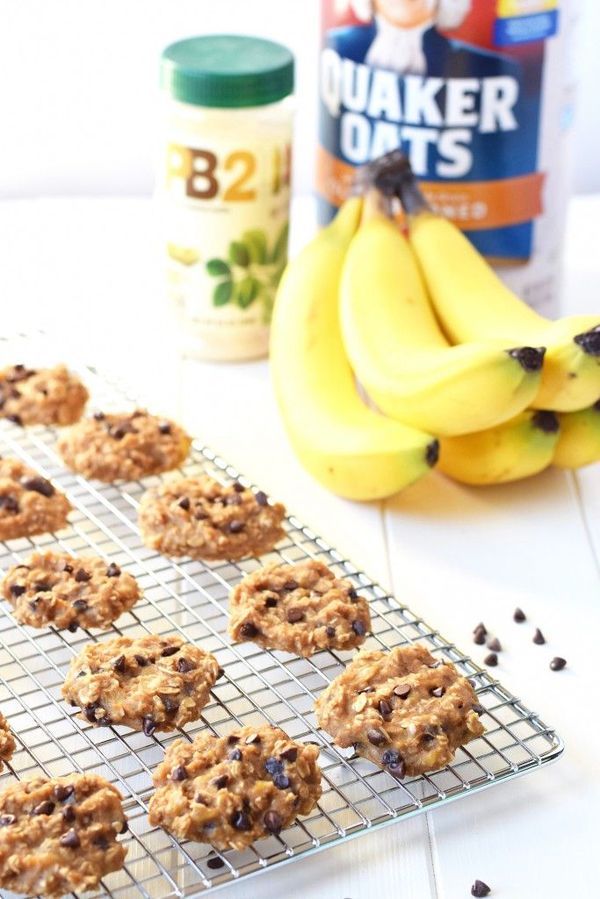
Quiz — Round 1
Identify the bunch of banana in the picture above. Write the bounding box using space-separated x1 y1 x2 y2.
554 401 600 469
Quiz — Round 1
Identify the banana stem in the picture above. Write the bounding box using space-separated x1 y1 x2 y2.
361 188 393 225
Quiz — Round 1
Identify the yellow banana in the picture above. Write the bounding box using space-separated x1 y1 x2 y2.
270 198 438 500
438 410 560 486
393 164 600 412
339 191 544 436
554 401 600 469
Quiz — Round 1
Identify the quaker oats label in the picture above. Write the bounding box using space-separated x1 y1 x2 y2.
319 0 578 314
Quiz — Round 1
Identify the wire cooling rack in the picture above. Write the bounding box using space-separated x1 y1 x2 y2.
0 349 563 899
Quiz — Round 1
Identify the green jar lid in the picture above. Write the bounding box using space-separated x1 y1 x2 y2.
161 35 294 109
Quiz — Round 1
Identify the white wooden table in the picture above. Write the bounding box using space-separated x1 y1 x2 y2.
0 196 598 899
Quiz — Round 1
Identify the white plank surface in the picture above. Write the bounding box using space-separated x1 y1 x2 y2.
0 196 598 899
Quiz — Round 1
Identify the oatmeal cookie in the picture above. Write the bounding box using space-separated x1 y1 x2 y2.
139 476 286 561
57 409 191 482
0 458 71 541
2 551 141 632
0 712 15 772
62 633 221 734
315 644 484 777
148 724 322 851
0 364 88 427
229 560 371 657
0 772 127 898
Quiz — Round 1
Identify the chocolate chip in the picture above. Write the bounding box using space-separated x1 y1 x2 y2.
53 785 75 802
473 703 485 716
229 748 242 761
93 835 109 850
161 645 179 657
178 497 190 511
352 620 366 637
7 414 23 426
273 773 290 789
379 700 392 719
60 828 80 848
194 794 207 804
487 637 502 652
325 625 336 638
255 491 268 506
240 622 259 638
283 579 298 591
265 757 284 776
34 581 51 593
32 800 55 816
473 627 486 646
245 733 261 745
106 563 121 577
67 621 78 633
265 597 278 608
473 622 487 636
171 765 188 781
389 759 406 779
422 728 437 743
112 655 126 674
550 657 567 671
134 655 147 666
471 880 491 897
75 569 91 583
382 748 401 767
430 687 445 698
227 735 239 745
484 652 498 667
207 856 225 870
160 695 179 715
227 520 244 533
72 599 88 612
0 815 15 825
22 476 55 497
143 716 157 737
119 819 129 833
93 411 106 421
232 481 245 493
348 587 358 600
62 806 76 825
212 775 229 789
286 608 305 624
367 728 387 746
110 426 126 440
513 607 526 622
393 684 411 699
280 747 298 763
231 810 251 830
533 628 546 645
0 495 19 513
63 563 73 573
176 657 196 673
9 584 26 597
264 810 282 834
158 421 172 435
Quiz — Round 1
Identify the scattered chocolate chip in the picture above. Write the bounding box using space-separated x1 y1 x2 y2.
194 794 207 804
550 657 567 671
245 733 261 745
7 414 23 426
134 655 147 667
72 599 88 612
348 587 358 600
273 773 290 789
473 622 487 636
471 880 491 897
227 520 245 534
513 607 526 623
62 805 76 823
171 765 188 781
265 597 278 608
93 836 109 850
231 810 251 830
473 703 486 716
112 655 126 674
9 584 26 597
473 627 486 646
484 653 498 667
106 563 121 577
22 476 55 497
533 628 546 645
227 735 239 745
393 684 411 699
216 667 225 680
0 815 15 825
60 828 80 849
143 716 157 737
379 700 392 719
32 800 55 816
119 819 129 833
265 757 284 776
207 856 225 870
161 645 179 657
75 569 91 583
0 495 19 513
67 621 79 633
229 748 243 761
240 622 259 638
160 695 179 715
367 728 387 746
352 620 366 637
264 810 282 834
430 687 445 698
110 426 126 440
487 637 502 652
34 581 52 592
325 625 336 638
286 608 305 624
232 481 245 493
255 491 268 506
283 579 298 591
93 411 106 421
158 421 172 435
176 657 196 673
422 728 437 743
194 508 208 520
382 749 400 767
280 747 298 763
53 785 75 802
212 775 229 789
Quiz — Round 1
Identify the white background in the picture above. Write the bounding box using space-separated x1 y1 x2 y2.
1 0 599 199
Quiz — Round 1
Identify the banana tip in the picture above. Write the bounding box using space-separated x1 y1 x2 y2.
426 439 440 468
531 411 560 434
574 325 600 357
507 346 546 373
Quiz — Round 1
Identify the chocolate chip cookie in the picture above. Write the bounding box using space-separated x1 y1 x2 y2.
148 724 322 851
138 476 286 561
0 364 88 427
62 633 221 735
0 712 15 771
2 551 141 632
315 644 484 778
57 409 191 482
229 560 371 657
0 458 71 541
0 772 127 898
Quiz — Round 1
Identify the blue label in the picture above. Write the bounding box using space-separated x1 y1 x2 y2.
494 11 559 46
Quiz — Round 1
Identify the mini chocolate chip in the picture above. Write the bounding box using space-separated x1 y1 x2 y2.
389 759 406 779
229 748 243 761
32 800 55 816
487 637 502 652
232 481 245 493
245 733 261 745
178 497 190 511
422 729 437 743
72 599 88 612
231 810 251 830
158 421 172 435
280 747 298 763
473 627 486 646
119 819 129 833
60 828 80 849
287 608 305 624
207 856 225 870
0 815 15 825
134 655 147 666
63 563 73 573
533 628 546 645
513 607 526 623
273 773 290 789
265 597 278 608
382 749 401 767
550 657 567 671
212 775 229 789
171 765 188 781
112 655 126 673
22 476 55 497
325 625 336 638
67 621 79 633
161 645 179 657
264 810 282 834
265 757 284 776
93 411 106 421
106 563 121 577
93 836 109 850
194 508 208 520
240 622 259 638
34 581 52 592
143 716 157 736
195 794 207 804
75 569 90 583
379 700 392 718
255 491 268 506
473 704 485 716
53 785 75 802
393 684 411 699
283 579 298 591
484 652 498 667
177 657 196 673
473 622 487 636
110 426 126 440
367 728 387 746
9 584 26 597
7 414 23 426
227 520 244 534
216 667 225 680
430 687 445 698
352 620 366 637
160 695 179 715
0 495 19 513
348 587 358 600
227 735 240 745
471 880 491 897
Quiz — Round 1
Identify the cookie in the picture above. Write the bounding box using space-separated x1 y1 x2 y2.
62 633 221 734
2 551 141 632
315 644 484 777
139 476 286 561
57 409 191 482
148 724 322 851
0 772 127 898
0 364 88 426
0 712 15 772
0 458 71 541
229 560 371 657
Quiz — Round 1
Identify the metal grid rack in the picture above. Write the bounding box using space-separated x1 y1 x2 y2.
0 357 563 899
